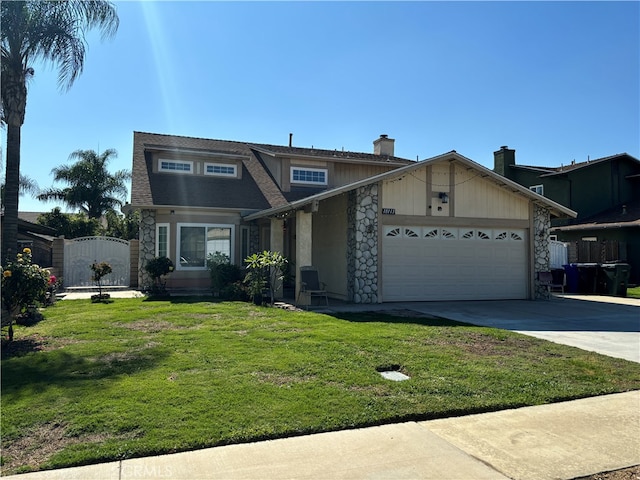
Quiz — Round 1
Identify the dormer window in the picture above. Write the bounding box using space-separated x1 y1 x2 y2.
291 167 327 185
159 159 192 174
205 162 237 177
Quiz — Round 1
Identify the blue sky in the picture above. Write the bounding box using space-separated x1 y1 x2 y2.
5 1 639 213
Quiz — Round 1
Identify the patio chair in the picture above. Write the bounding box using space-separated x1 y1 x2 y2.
297 266 329 307
537 271 565 294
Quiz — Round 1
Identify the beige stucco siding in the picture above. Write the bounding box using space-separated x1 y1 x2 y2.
312 194 348 299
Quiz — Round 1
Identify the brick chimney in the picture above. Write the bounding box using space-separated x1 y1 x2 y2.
493 146 516 179
373 134 395 157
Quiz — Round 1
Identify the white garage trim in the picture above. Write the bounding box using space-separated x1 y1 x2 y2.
382 226 528 301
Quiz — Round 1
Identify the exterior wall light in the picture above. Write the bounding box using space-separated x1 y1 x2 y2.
439 192 449 204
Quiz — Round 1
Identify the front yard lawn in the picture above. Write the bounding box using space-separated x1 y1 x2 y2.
2 298 639 474
626 286 640 299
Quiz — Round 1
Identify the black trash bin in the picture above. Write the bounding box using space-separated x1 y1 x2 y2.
576 263 598 294
598 263 631 297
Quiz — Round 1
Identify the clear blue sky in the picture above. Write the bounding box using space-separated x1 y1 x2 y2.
5 1 639 214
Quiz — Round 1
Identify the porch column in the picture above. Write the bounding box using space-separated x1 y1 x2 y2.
295 210 312 303
270 218 284 255
270 218 284 298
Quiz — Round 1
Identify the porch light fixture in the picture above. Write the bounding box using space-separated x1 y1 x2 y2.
439 192 449 204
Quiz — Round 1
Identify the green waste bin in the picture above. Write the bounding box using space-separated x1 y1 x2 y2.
598 263 631 297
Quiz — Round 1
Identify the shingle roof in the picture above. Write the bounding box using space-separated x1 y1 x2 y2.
249 143 413 165
552 198 640 232
511 153 640 177
130 132 286 210
130 132 413 212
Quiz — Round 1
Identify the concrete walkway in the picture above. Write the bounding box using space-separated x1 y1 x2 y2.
4 391 639 480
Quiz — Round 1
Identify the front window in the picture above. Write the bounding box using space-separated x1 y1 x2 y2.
291 167 327 185
177 223 234 269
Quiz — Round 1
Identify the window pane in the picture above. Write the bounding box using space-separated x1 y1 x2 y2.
157 225 168 258
180 226 205 267
207 227 231 260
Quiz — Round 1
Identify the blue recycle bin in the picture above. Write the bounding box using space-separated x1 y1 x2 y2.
563 264 579 293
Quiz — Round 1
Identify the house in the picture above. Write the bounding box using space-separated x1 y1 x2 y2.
493 148 640 283
0 212 57 267
128 132 576 303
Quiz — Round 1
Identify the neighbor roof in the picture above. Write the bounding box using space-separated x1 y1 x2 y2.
244 151 578 221
552 198 640 232
511 153 640 177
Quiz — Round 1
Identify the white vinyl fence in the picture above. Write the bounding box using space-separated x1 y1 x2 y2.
550 240 568 269
63 236 130 287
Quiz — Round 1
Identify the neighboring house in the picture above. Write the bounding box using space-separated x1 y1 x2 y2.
493 147 640 283
0 212 57 267
127 132 575 303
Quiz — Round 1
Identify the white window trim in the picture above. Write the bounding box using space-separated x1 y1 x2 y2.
156 223 170 258
290 166 328 185
176 223 235 270
204 162 237 177
158 158 193 174
529 184 544 195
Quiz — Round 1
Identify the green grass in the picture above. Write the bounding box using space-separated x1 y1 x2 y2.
2 298 639 474
627 286 640 299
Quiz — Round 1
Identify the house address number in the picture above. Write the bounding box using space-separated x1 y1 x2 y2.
382 208 396 215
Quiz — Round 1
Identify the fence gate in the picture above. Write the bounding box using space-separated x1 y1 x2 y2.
550 240 568 268
64 236 130 287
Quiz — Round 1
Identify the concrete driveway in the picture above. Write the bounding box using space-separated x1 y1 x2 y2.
329 295 640 363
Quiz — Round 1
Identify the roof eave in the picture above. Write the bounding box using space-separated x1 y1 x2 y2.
244 151 577 221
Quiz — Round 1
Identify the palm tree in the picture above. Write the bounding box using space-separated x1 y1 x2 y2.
1 173 39 208
38 148 131 219
1 1 118 261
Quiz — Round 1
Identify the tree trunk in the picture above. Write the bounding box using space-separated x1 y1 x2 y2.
2 123 21 263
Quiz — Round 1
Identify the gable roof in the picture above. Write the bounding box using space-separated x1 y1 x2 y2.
245 151 578 221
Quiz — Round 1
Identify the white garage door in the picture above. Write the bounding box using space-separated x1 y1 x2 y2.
382 226 528 301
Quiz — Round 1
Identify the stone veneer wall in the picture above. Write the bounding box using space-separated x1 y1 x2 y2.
347 184 379 303
139 209 156 289
533 204 551 299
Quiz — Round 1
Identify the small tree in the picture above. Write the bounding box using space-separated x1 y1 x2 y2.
1 248 50 341
144 256 174 296
90 261 112 302
244 251 288 305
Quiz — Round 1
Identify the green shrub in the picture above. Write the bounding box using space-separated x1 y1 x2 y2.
144 257 174 296
207 252 243 299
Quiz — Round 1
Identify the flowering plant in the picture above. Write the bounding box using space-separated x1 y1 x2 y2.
1 248 51 341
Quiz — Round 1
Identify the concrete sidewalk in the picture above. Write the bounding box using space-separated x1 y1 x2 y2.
4 391 639 480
